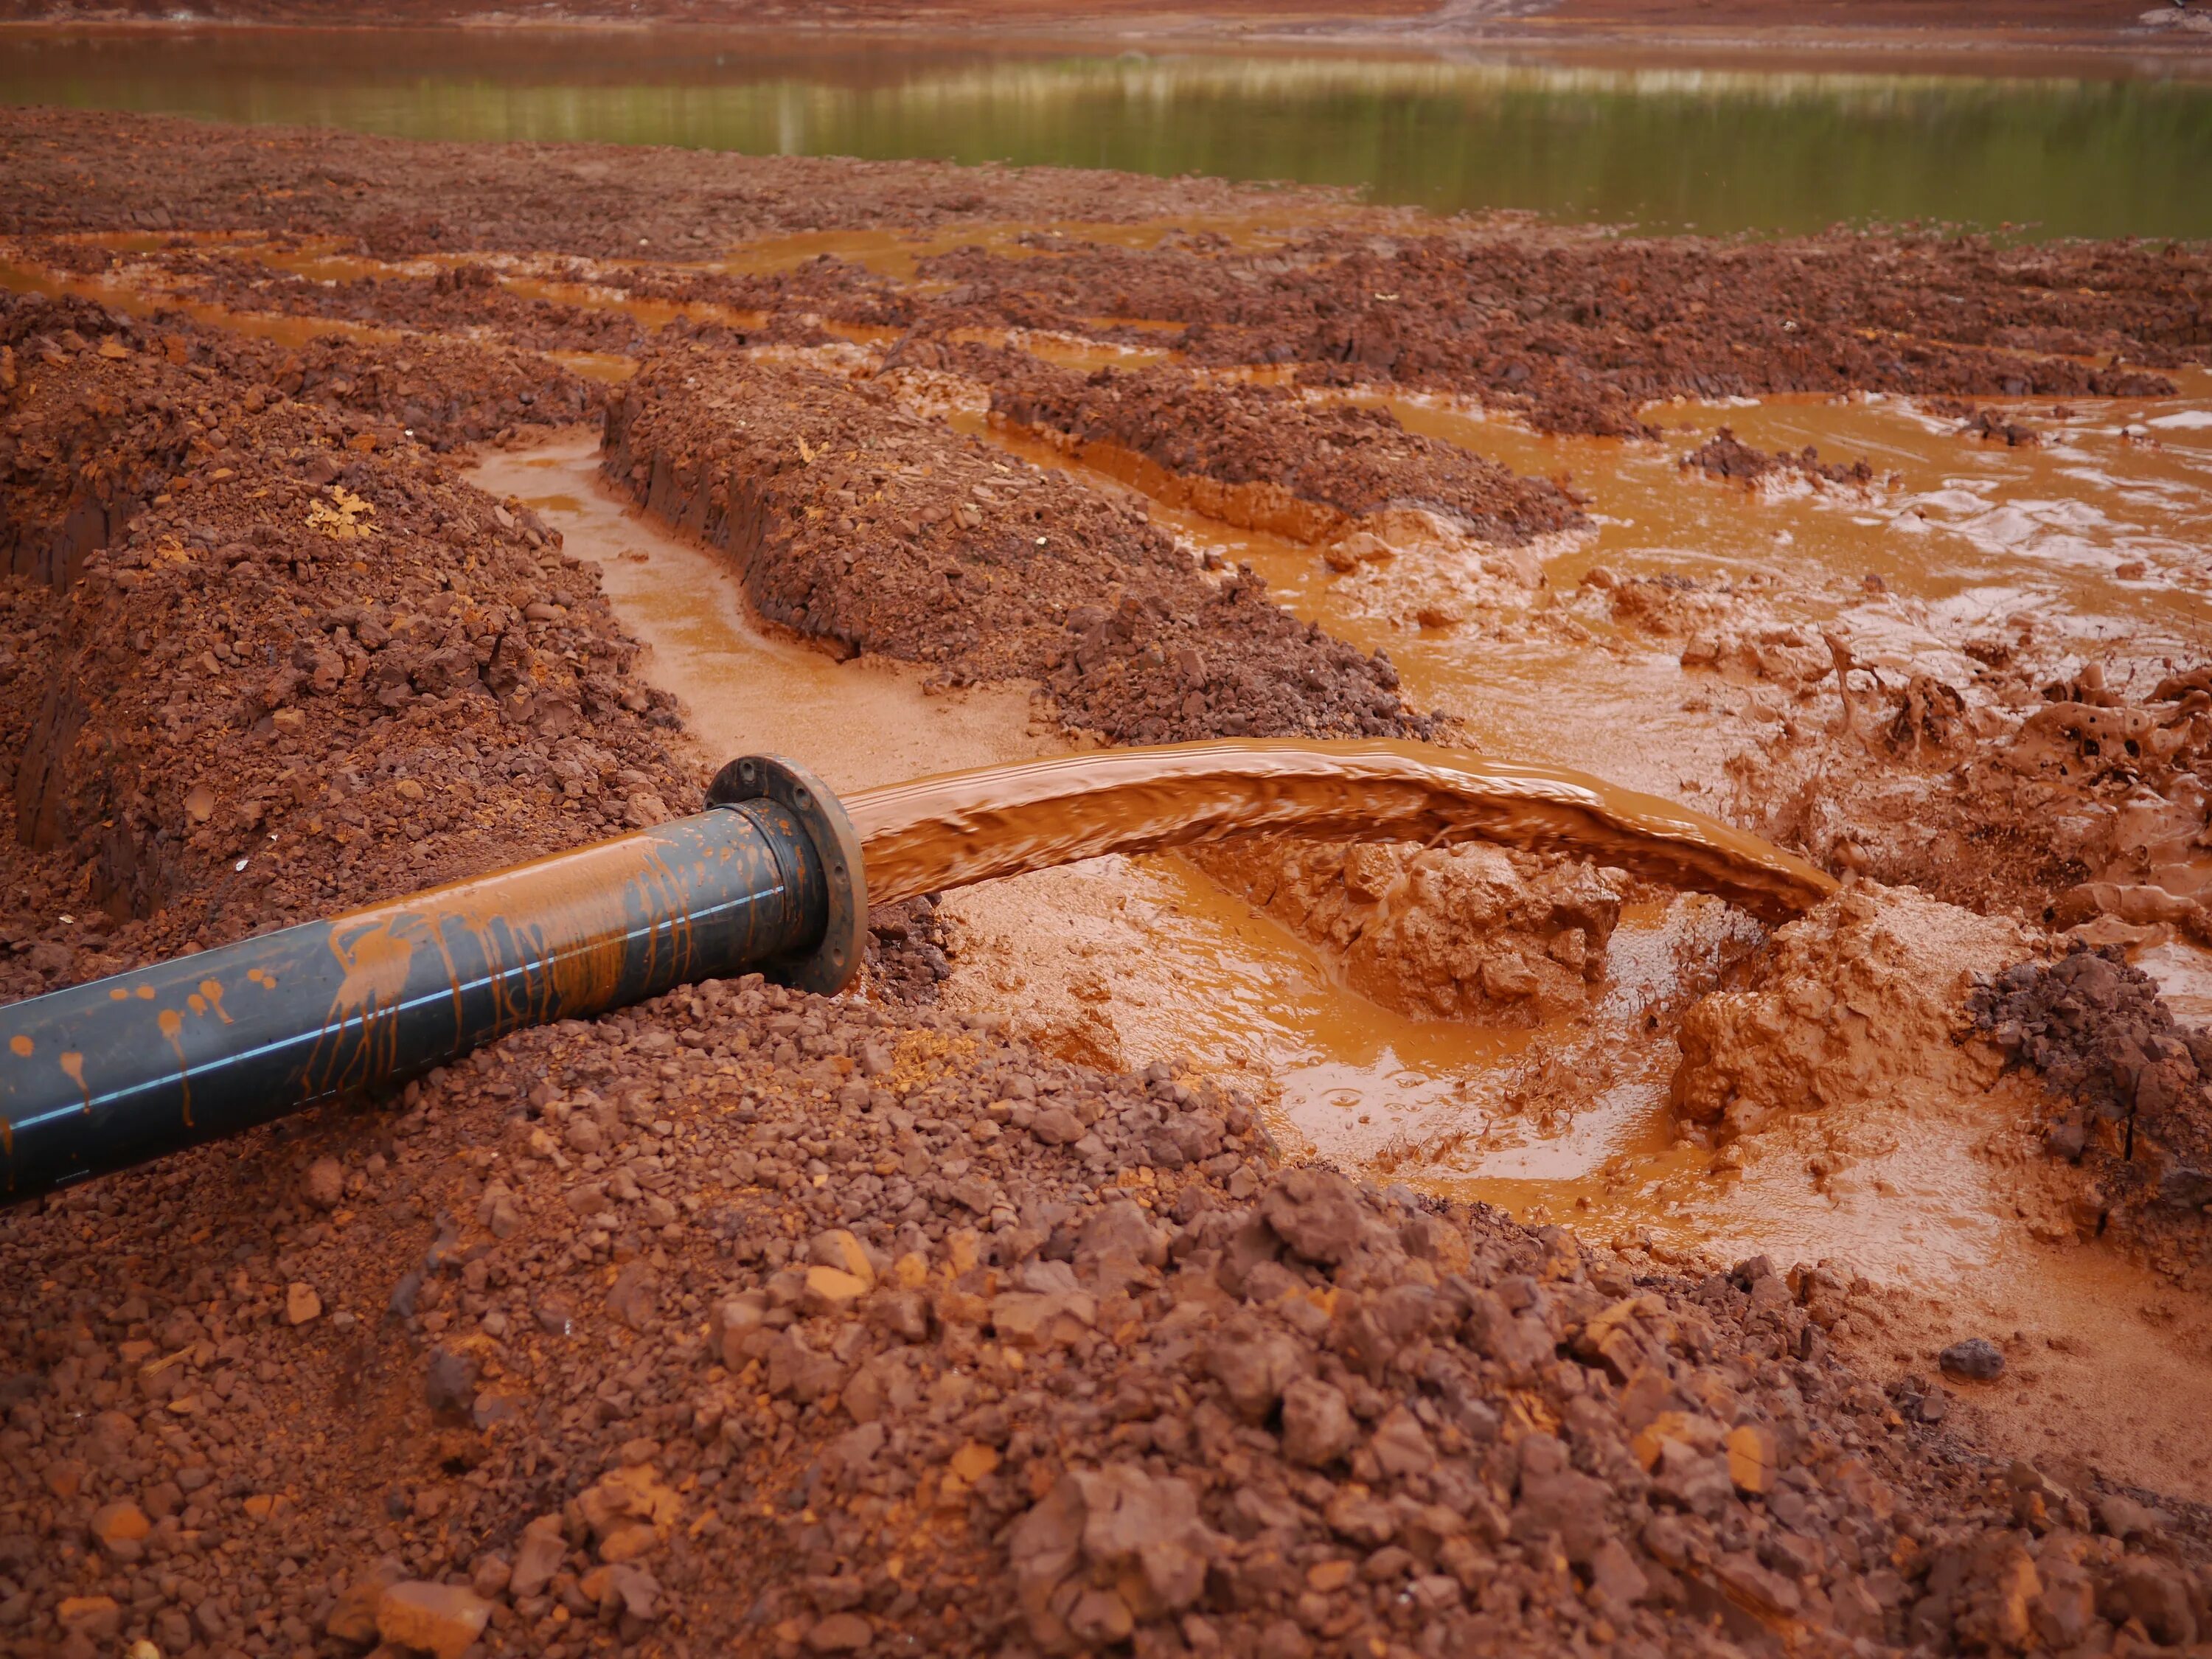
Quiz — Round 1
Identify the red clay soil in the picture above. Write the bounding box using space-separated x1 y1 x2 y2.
0 293 686 987
0 108 1356 262
914 234 2201 437
163 259 654 361
4 110 2212 1659
601 345 1433 747
1969 944 2212 1280
121 251 917 356
932 344 1587 547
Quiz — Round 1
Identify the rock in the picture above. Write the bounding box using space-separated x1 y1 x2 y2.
2096 1492 2168 1541
468 1554 512 1600
56 1598 122 1641
1008 1463 1214 1650
807 1612 873 1652
327 1560 406 1641
285 1282 322 1324
1280 1377 1357 1467
990 1287 1098 1348
424 1346 477 1417
375 1582 493 1659
1938 1338 2006 1381
607 1261 658 1329
1209 1323 1310 1422
1725 1424 1778 1495
90 1500 150 1556
802 1265 871 1314
2110 1557 2198 1645
1260 1167 1365 1264
1367 1405 1436 1478
808 1228 877 1287
508 1514 568 1600
1029 1106 1084 1145
581 1562 661 1621
1075 1199 1166 1277
1479 953 1540 1000
302 1157 346 1209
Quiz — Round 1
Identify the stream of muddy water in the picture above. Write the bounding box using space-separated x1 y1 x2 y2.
844 740 1835 918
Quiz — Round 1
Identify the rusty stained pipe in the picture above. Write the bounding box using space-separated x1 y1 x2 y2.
0 756 865 1206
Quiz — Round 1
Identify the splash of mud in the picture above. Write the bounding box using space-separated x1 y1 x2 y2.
845 737 1837 922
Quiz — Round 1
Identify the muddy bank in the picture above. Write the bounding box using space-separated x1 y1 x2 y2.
1191 836 1625 1023
1722 643 2212 928
0 106 1353 260
167 257 655 361
1970 945 2212 1286
0 293 683 989
914 232 2199 437
1680 428 1875 491
602 344 1430 746
929 344 1585 555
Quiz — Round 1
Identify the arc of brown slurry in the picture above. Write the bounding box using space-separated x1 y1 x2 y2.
845 739 1837 924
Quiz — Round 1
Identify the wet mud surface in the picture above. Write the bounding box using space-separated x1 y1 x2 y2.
3 105 2212 1659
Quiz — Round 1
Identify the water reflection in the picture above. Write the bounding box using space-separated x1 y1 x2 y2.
1 29 2208 237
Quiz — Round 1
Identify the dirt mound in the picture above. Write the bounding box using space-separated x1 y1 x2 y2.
168 257 653 359
1191 838 1626 1023
1968 944 2212 1284
913 229 2197 436
1680 428 1874 489
0 105 1352 260
6 107 2212 1659
1671 883 2028 1142
935 345 1585 550
607 257 919 334
1 289 598 593
0 295 687 991
602 345 1434 746
9 976 2209 1659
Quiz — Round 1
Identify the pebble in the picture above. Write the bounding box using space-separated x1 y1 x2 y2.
375 1582 493 1659
1938 1337 2006 1381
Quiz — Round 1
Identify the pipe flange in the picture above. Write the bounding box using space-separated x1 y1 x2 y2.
707 754 868 996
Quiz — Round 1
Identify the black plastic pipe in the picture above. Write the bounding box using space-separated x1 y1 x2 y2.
0 754 864 1206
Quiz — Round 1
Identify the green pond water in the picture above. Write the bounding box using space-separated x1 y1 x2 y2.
1 28 2208 240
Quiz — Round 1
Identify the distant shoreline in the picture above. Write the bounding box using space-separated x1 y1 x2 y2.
1 4 2208 69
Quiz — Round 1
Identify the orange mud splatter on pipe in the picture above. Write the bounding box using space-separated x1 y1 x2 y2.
307 827 712 1091
846 738 1837 922
58 1051 88 1113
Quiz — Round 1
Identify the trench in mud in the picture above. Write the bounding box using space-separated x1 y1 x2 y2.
473 371 2212 1499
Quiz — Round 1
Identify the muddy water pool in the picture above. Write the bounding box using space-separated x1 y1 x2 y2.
5 27 2212 237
